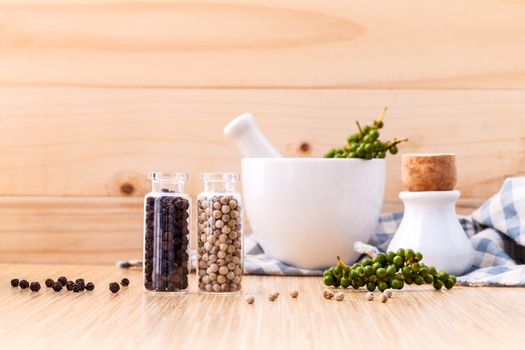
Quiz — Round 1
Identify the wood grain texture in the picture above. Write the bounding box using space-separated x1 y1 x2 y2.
0 196 481 264
0 263 524 349
1 0 525 88
0 88 523 201
0 197 143 264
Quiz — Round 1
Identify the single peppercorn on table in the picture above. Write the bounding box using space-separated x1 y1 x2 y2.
0 264 523 349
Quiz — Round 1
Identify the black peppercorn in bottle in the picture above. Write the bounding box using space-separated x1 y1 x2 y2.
143 172 191 293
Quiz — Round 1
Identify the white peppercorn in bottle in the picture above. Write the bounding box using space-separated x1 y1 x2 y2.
197 173 243 293
143 172 191 293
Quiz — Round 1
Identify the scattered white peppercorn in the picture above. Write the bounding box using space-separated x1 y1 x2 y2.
335 292 345 301
289 290 299 298
268 291 280 301
380 294 389 303
384 289 393 298
246 296 255 304
366 292 374 301
323 290 334 300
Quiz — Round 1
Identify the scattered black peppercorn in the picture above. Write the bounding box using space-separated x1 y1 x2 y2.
52 282 63 292
75 279 85 290
45 279 54 288
10 279 19 287
85 282 95 291
58 276 68 286
121 278 129 287
109 282 120 293
66 281 75 291
72 284 80 293
30 282 41 292
19 280 29 289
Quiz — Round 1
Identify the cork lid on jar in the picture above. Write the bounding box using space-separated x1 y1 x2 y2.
402 153 457 191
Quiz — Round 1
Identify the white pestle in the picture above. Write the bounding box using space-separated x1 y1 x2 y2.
223 113 282 158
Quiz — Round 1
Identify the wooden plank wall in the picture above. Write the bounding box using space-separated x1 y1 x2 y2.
0 0 524 264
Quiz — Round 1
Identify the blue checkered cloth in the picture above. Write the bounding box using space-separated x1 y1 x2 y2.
245 177 525 286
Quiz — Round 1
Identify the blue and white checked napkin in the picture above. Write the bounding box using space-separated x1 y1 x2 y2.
244 177 525 286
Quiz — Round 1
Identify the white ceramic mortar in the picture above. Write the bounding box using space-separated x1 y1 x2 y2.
242 158 385 268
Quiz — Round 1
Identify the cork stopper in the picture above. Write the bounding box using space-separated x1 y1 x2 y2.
402 153 457 191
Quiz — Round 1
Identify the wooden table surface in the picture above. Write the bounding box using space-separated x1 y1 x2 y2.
1 263 524 349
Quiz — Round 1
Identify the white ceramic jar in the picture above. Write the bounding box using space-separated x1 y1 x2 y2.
387 190 474 275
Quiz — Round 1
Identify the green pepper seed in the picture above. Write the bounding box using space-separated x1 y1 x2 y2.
411 263 421 273
323 275 335 286
393 256 403 267
372 262 382 272
390 279 402 290
340 277 351 288
376 268 387 279
402 266 411 275
355 267 364 277
444 278 455 289
376 253 387 264
438 271 449 281
433 279 443 290
424 275 434 284
378 281 388 292
361 258 372 266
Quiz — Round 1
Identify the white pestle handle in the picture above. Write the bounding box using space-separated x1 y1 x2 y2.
224 113 282 158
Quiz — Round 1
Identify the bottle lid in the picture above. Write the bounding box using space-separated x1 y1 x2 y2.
148 172 188 182
200 172 239 182
402 153 456 191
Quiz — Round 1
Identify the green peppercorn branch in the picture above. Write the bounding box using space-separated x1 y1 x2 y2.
322 249 457 291
324 107 408 159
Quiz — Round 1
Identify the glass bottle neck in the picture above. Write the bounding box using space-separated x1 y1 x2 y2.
152 180 185 193
203 181 236 193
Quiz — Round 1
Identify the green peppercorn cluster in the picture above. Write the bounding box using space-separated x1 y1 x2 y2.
323 249 457 292
324 108 407 159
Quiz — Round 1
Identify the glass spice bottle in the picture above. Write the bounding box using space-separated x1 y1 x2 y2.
197 173 243 293
143 172 191 293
